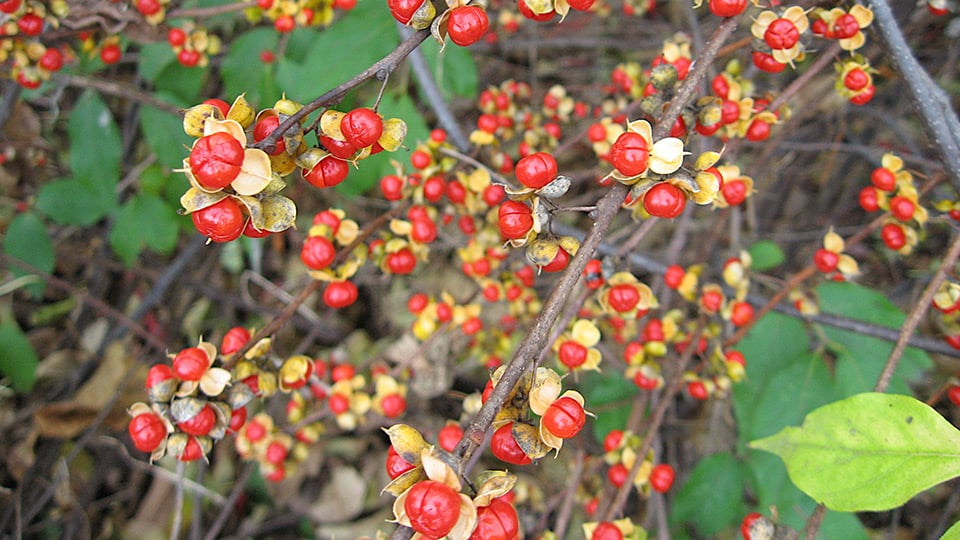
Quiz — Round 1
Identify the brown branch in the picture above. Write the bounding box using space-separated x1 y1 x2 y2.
254 29 431 153
168 1 258 19
57 74 183 116
875 227 960 392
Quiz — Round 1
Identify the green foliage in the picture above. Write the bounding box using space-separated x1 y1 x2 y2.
221 28 281 106
37 91 121 225
746 239 785 271
670 452 752 537
140 98 194 170
751 392 960 512
941 520 960 540
0 317 39 392
418 39 479 101
818 281 932 395
3 211 54 297
109 193 181 267
578 370 636 444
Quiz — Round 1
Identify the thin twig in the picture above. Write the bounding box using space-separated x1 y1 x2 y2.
875 227 960 392
202 464 255 540
553 447 587 540
57 74 182 116
170 460 186 540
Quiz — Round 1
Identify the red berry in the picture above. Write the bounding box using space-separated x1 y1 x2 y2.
387 446 416 478
177 436 204 462
177 49 200 67
38 48 64 72
438 424 464 452
664 264 685 289
721 179 748 206
446 179 467 203
947 335 960 351
515 152 558 189
388 0 426 24
228 406 247 433
220 327 251 355
320 135 358 159
643 182 686 219
889 196 915 222
189 132 245 190
813 248 839 273
411 218 438 244
380 393 407 418
700 289 724 314
482 184 506 206
274 14 295 32
832 13 859 39
129 413 167 452
497 200 534 240
764 18 800 49
607 463 629 487
407 293 429 313
340 108 383 149
470 498 519 540
491 423 532 465
404 480 462 539
540 246 570 273
607 284 640 313
871 167 896 191
543 396 586 439
301 236 337 270
167 28 187 47
17 12 43 36
324 281 358 308
0 0 21 13
146 364 176 389
608 132 649 177
711 74 730 99
328 393 350 414
260 50 275 63
173 347 209 381
558 340 588 369
603 430 623 452
447 5 489 47
245 419 267 441
844 68 870 91
649 463 675 493
708 0 746 17
304 155 349 188
177 404 216 436
881 223 906 250
859 186 880 212
634 370 659 390
410 149 431 169
730 301 754 327
745 118 770 142
849 84 875 105
137 0 162 14
193 197 245 242
380 174 405 201
203 98 230 117
752 51 786 73
947 385 960 406
253 115 286 156
741 512 762 539
386 248 417 274
687 380 709 400
100 44 122 65
266 441 288 465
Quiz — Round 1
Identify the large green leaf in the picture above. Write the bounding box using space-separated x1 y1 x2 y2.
109 193 181 266
3 211 54 296
670 452 751 536
817 282 932 396
746 239 785 271
417 39 479 100
36 177 116 226
221 28 281 106
0 319 39 392
140 93 192 169
70 91 121 185
751 392 960 512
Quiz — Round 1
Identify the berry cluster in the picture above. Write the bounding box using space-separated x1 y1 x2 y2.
859 153 927 254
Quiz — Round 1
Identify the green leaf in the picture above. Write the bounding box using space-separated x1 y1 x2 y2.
70 92 121 185
817 282 932 396
750 392 960 512
418 39 479 100
746 239 785 271
140 94 192 169
109 193 181 266
221 28 280 107
670 452 751 536
578 370 636 444
3 212 54 296
941 520 960 540
153 60 208 103
36 177 116 225
0 319 39 392
137 42 177 84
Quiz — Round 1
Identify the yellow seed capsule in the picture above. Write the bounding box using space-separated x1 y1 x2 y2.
182 103 224 137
